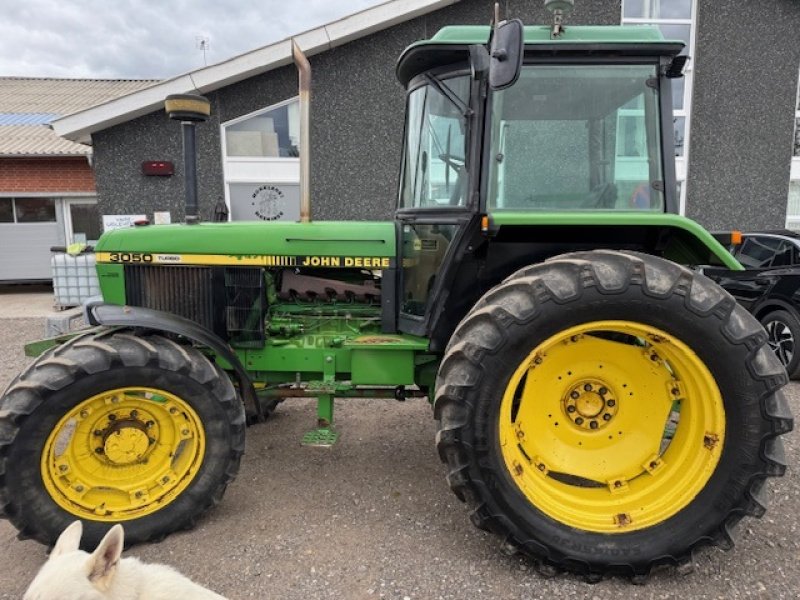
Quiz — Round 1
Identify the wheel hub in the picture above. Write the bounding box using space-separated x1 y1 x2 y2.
103 421 150 465
563 379 617 430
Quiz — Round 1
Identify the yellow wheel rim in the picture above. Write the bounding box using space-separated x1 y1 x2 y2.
498 320 725 533
41 387 206 522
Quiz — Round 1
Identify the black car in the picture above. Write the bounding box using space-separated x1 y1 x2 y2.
705 230 800 378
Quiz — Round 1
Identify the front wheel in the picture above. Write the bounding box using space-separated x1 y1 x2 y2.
435 250 792 579
0 330 246 548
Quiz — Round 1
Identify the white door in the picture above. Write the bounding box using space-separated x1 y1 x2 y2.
0 196 64 281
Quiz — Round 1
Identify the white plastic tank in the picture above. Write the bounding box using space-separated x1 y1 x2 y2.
51 249 100 309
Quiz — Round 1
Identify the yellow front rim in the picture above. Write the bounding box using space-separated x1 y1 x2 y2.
42 387 206 522
499 320 725 533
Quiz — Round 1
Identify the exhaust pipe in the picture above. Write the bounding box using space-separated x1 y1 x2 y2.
292 40 311 223
165 94 211 224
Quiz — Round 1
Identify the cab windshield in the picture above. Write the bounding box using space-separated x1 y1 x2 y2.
488 64 665 211
400 75 470 209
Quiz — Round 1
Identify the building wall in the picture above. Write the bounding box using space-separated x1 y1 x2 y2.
91 0 618 222
0 157 95 193
686 0 800 230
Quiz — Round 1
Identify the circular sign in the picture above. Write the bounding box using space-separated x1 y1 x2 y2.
250 185 285 221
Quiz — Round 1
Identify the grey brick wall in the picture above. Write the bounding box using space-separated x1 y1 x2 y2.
686 0 800 230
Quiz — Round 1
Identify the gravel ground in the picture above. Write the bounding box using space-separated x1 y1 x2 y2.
0 318 798 599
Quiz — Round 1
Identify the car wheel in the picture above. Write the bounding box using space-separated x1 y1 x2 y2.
761 309 800 379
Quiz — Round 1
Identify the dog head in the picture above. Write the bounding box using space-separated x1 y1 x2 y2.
25 521 125 600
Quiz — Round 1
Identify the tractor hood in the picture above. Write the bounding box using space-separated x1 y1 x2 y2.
95 221 396 268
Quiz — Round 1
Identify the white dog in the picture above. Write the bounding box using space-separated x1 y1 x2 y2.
25 521 227 600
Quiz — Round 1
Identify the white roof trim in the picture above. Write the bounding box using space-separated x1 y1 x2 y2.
52 0 460 144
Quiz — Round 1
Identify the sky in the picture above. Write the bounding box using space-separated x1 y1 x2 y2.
0 0 386 80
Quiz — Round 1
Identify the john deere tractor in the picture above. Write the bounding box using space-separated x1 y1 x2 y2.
0 3 792 580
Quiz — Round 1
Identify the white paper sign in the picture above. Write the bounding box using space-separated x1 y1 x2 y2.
102 214 147 232
153 211 172 225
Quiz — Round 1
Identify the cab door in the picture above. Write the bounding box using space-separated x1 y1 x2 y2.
395 72 477 338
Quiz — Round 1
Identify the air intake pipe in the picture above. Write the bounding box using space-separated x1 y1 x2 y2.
165 94 211 224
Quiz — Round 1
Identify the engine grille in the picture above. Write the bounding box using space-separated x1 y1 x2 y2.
125 265 215 331
224 267 265 348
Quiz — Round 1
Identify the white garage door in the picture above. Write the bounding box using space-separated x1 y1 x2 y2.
0 197 64 281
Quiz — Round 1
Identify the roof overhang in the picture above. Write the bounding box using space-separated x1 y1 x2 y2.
52 0 460 144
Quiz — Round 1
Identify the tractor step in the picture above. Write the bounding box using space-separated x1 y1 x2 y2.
301 427 339 447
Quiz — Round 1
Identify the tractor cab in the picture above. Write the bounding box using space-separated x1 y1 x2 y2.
394 20 694 345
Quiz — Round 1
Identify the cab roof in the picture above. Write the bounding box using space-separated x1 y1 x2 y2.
396 25 684 86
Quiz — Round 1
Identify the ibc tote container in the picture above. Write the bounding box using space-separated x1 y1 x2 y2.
51 248 100 309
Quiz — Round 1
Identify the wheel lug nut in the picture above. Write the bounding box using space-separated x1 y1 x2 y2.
583 383 592 392
603 414 612 421
607 399 616 407
94 429 103 436
567 405 576 413
130 410 138 418
590 421 598 429
79 410 89 419
95 447 104 454
146 420 155 428
108 414 116 421
570 391 580 399
575 417 584 425
599 387 608 395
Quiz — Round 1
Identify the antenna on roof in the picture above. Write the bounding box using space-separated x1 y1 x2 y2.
195 35 210 66
544 0 574 38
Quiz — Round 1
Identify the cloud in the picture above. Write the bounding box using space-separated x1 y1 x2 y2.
0 0 384 79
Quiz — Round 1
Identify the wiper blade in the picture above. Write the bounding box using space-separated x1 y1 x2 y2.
424 73 472 119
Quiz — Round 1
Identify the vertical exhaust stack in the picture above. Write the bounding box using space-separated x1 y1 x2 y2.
292 40 311 223
165 94 211 224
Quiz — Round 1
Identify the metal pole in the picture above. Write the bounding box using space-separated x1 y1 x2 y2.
181 121 199 224
292 39 311 223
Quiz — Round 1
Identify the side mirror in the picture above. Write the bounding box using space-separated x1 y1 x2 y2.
489 19 524 90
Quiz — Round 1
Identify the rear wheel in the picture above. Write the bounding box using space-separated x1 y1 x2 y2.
761 309 800 379
0 330 245 548
435 250 792 578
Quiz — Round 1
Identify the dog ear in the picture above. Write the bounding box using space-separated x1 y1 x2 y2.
87 524 124 591
50 520 83 558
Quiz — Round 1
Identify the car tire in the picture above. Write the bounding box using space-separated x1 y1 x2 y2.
761 309 800 379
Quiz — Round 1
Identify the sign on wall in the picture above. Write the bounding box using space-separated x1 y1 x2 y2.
102 214 146 231
229 183 300 221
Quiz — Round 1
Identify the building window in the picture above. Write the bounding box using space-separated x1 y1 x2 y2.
0 197 57 223
624 0 692 19
789 74 800 229
622 0 696 215
221 98 302 221
224 99 299 158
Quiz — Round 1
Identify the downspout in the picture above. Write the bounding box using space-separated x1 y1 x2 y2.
292 39 311 223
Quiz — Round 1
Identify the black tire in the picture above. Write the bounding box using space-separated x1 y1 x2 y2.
435 250 792 579
761 309 800 379
0 329 246 548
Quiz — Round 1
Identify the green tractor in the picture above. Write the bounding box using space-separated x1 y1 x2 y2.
0 4 792 580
